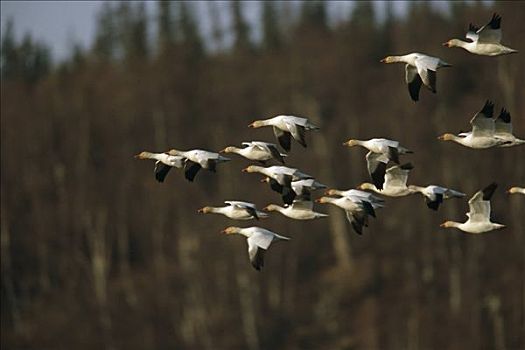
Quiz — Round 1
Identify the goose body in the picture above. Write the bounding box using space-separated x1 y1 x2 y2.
438 101 510 149
168 148 230 181
408 185 466 210
344 138 412 189
443 14 518 56
315 196 377 235
264 200 328 220
222 226 290 270
198 201 268 220
249 115 319 151
381 53 451 101
221 141 286 164
358 163 415 197
440 183 505 234
135 151 185 182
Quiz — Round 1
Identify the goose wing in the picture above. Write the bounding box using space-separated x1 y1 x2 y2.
366 151 389 190
184 160 201 182
273 126 292 151
252 141 286 163
470 100 495 137
466 23 480 42
476 13 502 44
414 56 439 93
467 183 497 223
345 210 369 235
290 200 314 211
384 163 413 189
225 201 259 219
405 64 423 102
284 120 307 147
248 242 266 271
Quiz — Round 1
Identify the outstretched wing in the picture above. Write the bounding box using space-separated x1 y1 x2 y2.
494 108 512 135
248 242 266 271
467 182 497 223
470 100 495 137
405 64 422 102
384 163 413 189
414 57 439 93
184 160 201 182
366 151 389 190
285 121 307 148
466 23 480 42
476 13 502 44
273 127 292 151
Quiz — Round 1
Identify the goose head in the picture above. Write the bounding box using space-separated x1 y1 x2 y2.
242 165 259 173
324 189 340 196
220 146 236 154
380 56 396 64
507 187 521 194
343 139 359 147
197 206 213 214
357 183 375 191
221 226 242 235
263 204 279 212
442 39 462 48
440 221 459 228
437 133 455 141
134 151 150 159
315 197 330 204
248 120 265 128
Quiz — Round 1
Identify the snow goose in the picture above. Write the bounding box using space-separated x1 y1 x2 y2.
440 183 505 234
438 100 510 149
134 151 185 183
242 165 314 204
408 185 466 211
168 149 230 182
380 53 451 101
248 115 319 151
443 14 518 56
343 138 412 190
358 163 415 197
325 188 385 206
507 187 525 195
315 196 376 235
198 201 268 220
220 141 286 164
221 226 290 271
264 200 328 220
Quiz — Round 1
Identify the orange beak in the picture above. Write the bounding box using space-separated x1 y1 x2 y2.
241 167 249 172
260 178 269 183
197 208 204 213
314 198 322 203
442 42 450 47
380 58 386 63
248 122 255 128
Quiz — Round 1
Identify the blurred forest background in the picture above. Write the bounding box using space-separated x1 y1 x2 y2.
1 1 525 349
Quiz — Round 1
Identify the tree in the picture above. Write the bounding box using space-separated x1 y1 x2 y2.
262 1 281 51
231 0 252 52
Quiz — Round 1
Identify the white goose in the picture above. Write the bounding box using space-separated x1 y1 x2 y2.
168 149 230 182
135 151 185 183
220 141 286 164
198 201 268 220
380 53 452 101
443 14 518 56
507 187 525 195
358 163 415 197
440 183 505 234
243 165 314 204
315 196 377 235
264 200 328 220
325 188 385 206
221 226 290 271
408 185 466 211
438 100 510 149
248 115 319 151
343 138 412 189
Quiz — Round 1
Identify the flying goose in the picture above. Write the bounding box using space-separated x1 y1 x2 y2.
438 101 511 149
380 53 452 101
325 188 385 206
263 200 328 220
168 149 230 182
135 151 185 183
507 187 525 195
358 163 415 197
440 183 505 233
220 141 287 164
315 196 377 235
198 201 268 220
343 138 413 190
408 185 466 211
221 226 290 271
443 14 518 56
248 115 320 151
243 165 314 204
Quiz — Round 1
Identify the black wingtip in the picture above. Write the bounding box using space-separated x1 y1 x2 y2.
480 100 494 118
361 201 376 218
388 147 400 164
482 182 498 200
489 13 501 30
498 108 511 123
468 23 480 32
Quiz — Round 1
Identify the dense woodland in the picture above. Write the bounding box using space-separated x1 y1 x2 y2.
1 1 525 349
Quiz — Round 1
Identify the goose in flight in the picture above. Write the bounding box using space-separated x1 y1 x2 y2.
220 141 286 164
438 100 511 149
440 183 505 233
380 53 451 101
135 151 185 183
408 185 466 211
248 115 320 151
443 14 518 56
221 226 290 271
507 187 525 195
325 188 385 206
315 196 378 235
198 201 268 220
343 138 412 190
358 163 415 197
243 165 314 204
263 200 328 220
168 149 230 182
